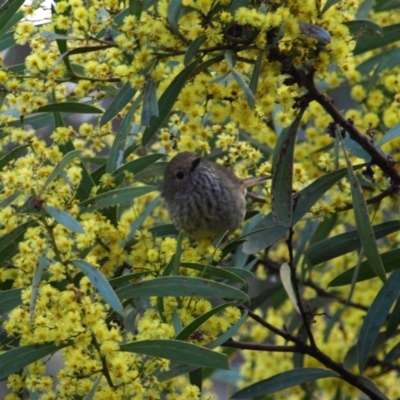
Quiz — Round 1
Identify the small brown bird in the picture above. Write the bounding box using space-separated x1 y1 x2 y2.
162 152 270 240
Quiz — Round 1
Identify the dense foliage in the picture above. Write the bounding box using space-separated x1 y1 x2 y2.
1 0 400 398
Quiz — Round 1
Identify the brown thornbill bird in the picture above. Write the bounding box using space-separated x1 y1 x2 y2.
162 152 270 240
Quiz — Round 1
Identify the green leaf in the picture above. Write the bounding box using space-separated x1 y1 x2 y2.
0 30 16 52
112 154 164 186
272 109 304 228
39 31 76 40
376 122 400 147
32 102 103 114
0 288 23 314
341 137 386 284
305 221 400 266
72 259 124 316
43 205 84 233
129 0 142 19
385 296 400 338
0 342 72 380
279 263 299 314
320 0 341 14
0 191 21 208
142 58 202 145
79 186 156 211
249 52 263 95
184 35 206 66
141 78 159 126
354 23 400 55
0 145 29 170
206 310 248 348
83 373 102 400
358 270 400 373
100 82 136 126
329 248 400 287
116 276 248 301
42 150 82 192
108 271 146 288
124 195 161 243
167 0 187 43
232 368 337 398
30 246 51 323
0 221 34 253
230 68 255 109
181 263 251 284
357 0 375 18
106 101 137 174
356 376 389 400
175 302 235 341
374 0 400 11
344 20 384 37
366 47 400 90
156 362 200 382
383 342 400 364
120 340 228 369
0 0 25 38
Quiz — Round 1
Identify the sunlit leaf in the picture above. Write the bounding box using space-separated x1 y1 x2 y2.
120 340 228 369
280 263 300 314
72 259 124 316
44 205 85 233
32 102 103 114
116 276 248 301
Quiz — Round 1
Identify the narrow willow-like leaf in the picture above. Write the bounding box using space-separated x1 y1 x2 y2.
358 269 400 373
44 205 85 233
321 0 341 14
0 288 23 314
344 19 384 37
106 100 137 174
156 362 200 382
181 263 250 284
0 342 72 380
249 51 263 95
341 136 386 284
116 276 248 301
279 263 300 314
232 368 337 398
230 69 255 109
72 259 124 316
376 122 400 147
83 373 102 400
100 82 136 126
123 195 161 243
112 154 164 186
0 145 29 170
42 150 81 192
142 58 202 145
184 35 206 66
272 109 304 228
32 102 103 114
141 79 159 126
30 246 51 323
175 302 235 341
328 248 400 287
383 342 400 364
167 0 187 42
354 23 400 55
305 221 400 266
0 0 25 38
120 340 228 369
129 0 142 19
0 191 21 208
206 310 248 348
79 186 156 211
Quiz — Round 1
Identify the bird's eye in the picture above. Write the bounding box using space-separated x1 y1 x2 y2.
175 172 185 179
